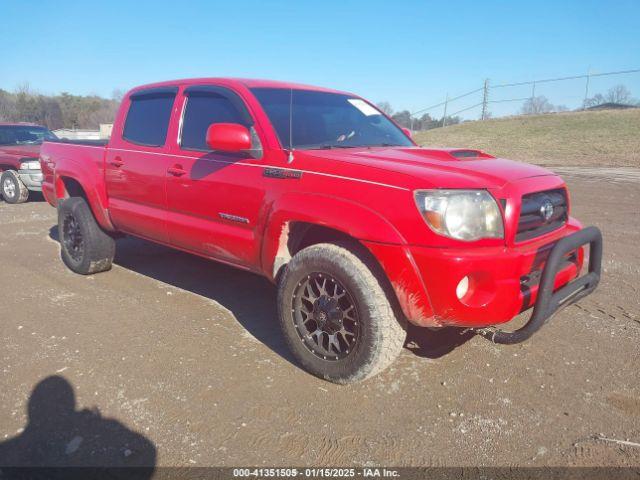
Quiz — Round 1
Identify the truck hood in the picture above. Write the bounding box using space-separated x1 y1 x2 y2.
302 146 556 189
0 144 41 157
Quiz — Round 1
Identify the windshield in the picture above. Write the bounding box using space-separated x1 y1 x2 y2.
250 88 413 150
0 125 58 146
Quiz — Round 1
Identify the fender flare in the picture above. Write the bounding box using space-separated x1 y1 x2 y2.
54 158 115 232
261 192 407 279
260 192 436 325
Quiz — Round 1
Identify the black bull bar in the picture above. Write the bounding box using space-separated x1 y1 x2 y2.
479 226 603 344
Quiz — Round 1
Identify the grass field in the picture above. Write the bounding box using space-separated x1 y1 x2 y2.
413 108 640 167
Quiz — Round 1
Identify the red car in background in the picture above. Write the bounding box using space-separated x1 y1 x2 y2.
0 123 58 203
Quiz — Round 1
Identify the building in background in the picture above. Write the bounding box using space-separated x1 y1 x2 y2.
99 123 113 138
53 123 113 140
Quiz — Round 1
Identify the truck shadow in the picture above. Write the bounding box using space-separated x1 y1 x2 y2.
0 375 156 478
404 325 475 359
48 228 472 366
48 228 297 368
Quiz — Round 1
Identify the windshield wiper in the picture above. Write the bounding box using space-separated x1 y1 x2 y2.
306 144 360 150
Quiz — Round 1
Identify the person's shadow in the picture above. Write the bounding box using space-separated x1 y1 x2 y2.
0 375 156 479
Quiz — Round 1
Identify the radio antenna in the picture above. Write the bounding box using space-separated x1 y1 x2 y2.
287 88 294 163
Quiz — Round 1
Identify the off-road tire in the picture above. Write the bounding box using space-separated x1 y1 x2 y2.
58 197 116 275
278 242 407 384
1 170 29 204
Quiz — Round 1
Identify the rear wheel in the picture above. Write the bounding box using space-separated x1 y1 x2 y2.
58 197 116 275
278 242 406 384
1 170 29 204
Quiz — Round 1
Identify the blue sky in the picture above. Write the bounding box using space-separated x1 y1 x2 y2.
2 0 639 118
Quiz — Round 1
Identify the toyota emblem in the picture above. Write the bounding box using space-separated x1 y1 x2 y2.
540 199 554 222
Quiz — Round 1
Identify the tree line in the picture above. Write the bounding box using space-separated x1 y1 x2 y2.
0 84 122 130
380 83 638 129
521 84 637 115
1 82 636 131
376 101 461 131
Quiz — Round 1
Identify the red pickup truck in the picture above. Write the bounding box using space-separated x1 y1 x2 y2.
0 123 58 203
40 78 602 383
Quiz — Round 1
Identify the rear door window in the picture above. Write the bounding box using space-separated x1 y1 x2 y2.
122 89 177 147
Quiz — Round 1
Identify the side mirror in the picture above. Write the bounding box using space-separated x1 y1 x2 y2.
206 123 251 152
402 127 412 138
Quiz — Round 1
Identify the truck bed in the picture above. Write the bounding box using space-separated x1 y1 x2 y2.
49 138 109 147
40 139 110 211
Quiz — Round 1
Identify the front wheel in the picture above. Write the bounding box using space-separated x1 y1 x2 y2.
1 170 29 204
278 242 406 384
58 197 116 275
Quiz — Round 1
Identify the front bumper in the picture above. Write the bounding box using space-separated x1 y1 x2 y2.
18 169 43 192
479 225 602 344
365 219 602 329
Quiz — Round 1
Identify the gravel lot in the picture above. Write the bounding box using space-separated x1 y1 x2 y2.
0 169 639 469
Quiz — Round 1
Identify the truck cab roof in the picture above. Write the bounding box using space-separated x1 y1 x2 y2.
126 78 351 97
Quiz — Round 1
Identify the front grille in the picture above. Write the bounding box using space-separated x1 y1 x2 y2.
516 188 567 242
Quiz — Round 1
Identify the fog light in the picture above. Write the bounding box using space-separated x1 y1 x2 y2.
456 276 470 300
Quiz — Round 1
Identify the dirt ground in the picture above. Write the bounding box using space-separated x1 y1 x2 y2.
0 168 639 469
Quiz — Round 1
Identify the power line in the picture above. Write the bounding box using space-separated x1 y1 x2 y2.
493 68 640 89
408 67 640 125
488 97 531 104
410 87 482 116
448 102 484 117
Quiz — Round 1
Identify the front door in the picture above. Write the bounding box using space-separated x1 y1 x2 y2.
165 85 266 268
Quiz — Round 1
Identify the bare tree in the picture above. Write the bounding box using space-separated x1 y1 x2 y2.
15 82 32 96
391 110 411 127
584 93 606 108
605 85 632 105
376 101 394 116
0 89 16 121
521 96 554 115
111 88 125 103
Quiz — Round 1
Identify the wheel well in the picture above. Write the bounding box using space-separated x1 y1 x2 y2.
58 177 88 201
272 222 365 281
291 223 356 254
272 221 405 323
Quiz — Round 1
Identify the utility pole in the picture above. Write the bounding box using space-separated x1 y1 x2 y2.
528 81 536 115
442 93 449 128
583 68 591 109
531 81 536 101
481 79 489 120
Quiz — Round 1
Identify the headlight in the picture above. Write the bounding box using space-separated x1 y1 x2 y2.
20 160 41 170
414 189 504 241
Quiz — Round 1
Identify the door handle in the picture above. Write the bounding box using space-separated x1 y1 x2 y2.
167 165 187 176
110 156 124 167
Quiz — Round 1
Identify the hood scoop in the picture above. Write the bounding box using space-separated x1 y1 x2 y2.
415 148 495 161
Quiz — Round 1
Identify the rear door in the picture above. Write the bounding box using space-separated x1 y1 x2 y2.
105 87 178 243
165 85 267 267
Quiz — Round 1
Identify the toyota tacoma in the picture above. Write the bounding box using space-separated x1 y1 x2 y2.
39 79 602 383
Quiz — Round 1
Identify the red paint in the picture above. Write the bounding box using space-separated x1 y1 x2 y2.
206 123 252 152
40 78 590 328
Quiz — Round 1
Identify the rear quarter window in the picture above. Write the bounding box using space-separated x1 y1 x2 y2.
122 92 176 147
0 127 15 145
